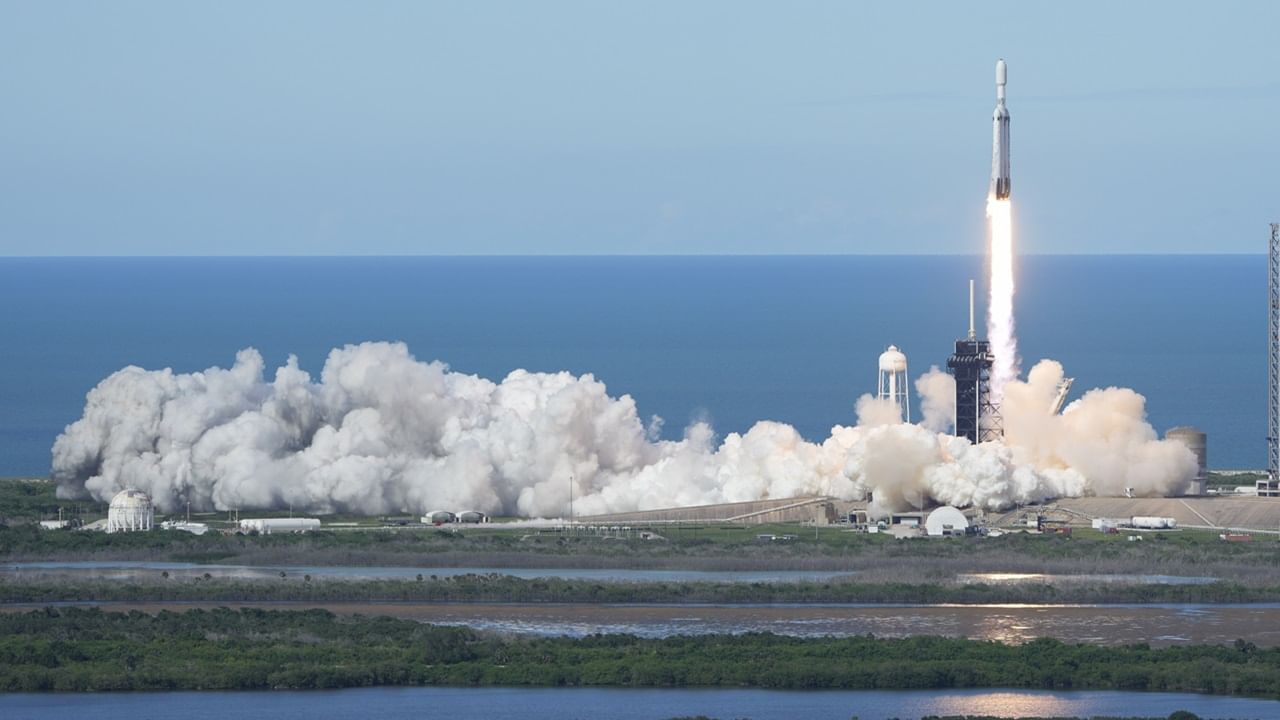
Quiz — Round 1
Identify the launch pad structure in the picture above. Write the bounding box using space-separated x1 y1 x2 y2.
1264 223 1280 496
948 280 1002 444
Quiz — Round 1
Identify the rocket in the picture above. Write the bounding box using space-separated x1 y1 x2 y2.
990 59 1011 200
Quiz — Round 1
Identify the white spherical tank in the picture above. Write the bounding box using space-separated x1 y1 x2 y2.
106 488 154 533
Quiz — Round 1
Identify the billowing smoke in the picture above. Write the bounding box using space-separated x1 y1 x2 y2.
913 366 956 433
53 342 1195 519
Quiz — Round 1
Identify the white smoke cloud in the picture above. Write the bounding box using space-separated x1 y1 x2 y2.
914 366 956 433
52 342 1196 519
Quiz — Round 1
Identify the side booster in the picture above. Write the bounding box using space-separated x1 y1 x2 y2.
990 59 1011 200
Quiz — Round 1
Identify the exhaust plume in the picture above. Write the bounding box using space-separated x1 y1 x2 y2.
987 197 1019 399
53 342 1195 518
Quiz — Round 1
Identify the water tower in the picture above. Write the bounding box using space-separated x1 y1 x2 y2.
878 345 910 423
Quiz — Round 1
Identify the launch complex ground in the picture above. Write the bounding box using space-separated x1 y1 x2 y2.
578 493 1280 536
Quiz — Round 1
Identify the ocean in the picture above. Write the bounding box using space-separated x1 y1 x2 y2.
0 255 1263 476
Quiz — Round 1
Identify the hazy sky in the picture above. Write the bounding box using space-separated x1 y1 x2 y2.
2 1 1277 255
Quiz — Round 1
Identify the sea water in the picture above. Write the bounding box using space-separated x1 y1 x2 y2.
3 686 1278 720
0 255 1261 475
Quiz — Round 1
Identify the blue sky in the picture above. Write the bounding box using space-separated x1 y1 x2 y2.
1 1 1277 255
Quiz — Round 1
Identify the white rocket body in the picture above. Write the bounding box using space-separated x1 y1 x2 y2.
991 59 1011 200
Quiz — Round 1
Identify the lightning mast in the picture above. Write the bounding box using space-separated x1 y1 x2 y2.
1265 224 1280 496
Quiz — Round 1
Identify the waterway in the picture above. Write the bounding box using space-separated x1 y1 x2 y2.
959 571 1218 585
0 561 854 583
12 600 1279 647
1 561 1222 585
3 686 1276 720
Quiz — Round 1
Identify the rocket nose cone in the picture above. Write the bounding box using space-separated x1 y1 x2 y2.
996 59 1007 85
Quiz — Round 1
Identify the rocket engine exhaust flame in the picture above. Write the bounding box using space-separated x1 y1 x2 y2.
987 197 1019 398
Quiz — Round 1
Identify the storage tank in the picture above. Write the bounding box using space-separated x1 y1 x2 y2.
877 345 910 423
456 510 490 524
106 488 154 533
238 518 321 534
1130 516 1177 530
924 506 969 537
1165 426 1207 495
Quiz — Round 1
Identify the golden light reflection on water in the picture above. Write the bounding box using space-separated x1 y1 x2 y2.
963 572 1048 582
925 691 1075 716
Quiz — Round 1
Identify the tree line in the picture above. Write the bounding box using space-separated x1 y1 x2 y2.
0 607 1277 697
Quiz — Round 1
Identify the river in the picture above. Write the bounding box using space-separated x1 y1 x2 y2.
0 561 857 583
11 600 1279 647
3 686 1276 719
0 561 1221 585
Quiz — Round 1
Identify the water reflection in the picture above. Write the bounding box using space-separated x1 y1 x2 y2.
3 686 1277 720
22 600 1279 647
958 572 1217 585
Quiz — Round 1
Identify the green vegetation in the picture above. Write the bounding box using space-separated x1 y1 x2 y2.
1 607 1277 696
2 520 1278 578
1 574 1275 605
0 479 96 525
1206 471 1267 490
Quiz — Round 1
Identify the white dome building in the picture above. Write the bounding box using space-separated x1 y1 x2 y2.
925 506 969 537
107 488 154 533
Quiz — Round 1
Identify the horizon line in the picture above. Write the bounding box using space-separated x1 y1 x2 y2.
0 251 1267 259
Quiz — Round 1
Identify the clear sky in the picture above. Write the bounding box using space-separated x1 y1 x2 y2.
1 1 1277 255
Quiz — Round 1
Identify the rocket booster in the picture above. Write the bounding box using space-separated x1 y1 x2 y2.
990 59 1011 200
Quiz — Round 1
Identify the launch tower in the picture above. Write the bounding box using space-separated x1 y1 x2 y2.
948 281 1002 444
1265 223 1280 496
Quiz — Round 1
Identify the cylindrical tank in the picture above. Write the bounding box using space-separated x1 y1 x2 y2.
238 518 320 534
1130 516 1177 530
1166 426 1207 495
457 510 490 524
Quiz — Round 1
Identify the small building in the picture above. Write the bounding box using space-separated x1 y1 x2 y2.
889 512 925 527
160 520 209 535
422 510 457 525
